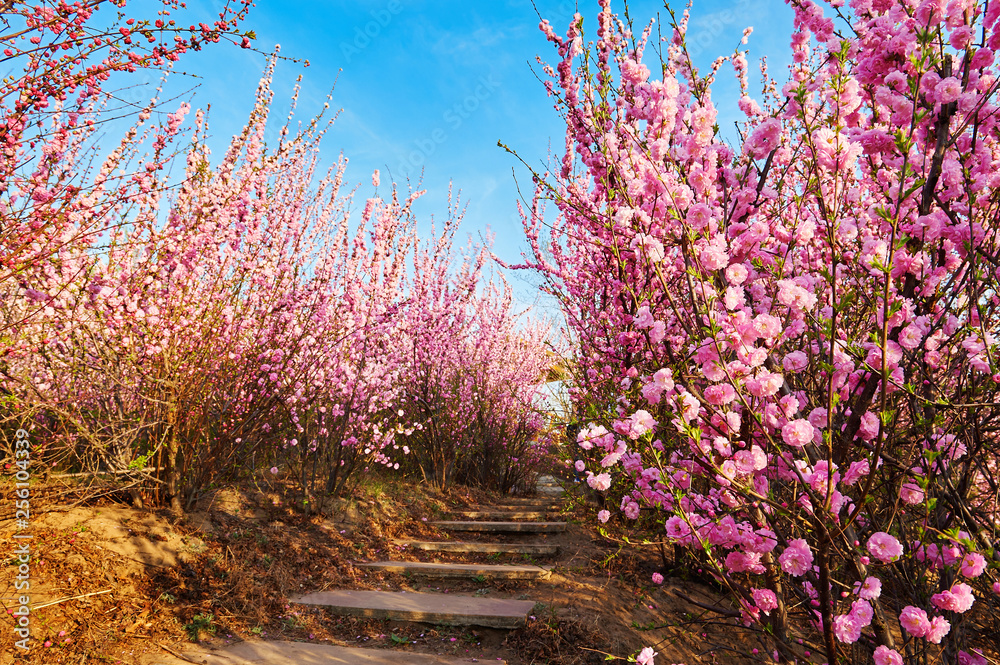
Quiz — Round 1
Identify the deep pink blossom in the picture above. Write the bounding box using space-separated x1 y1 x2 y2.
778 539 813 576
874 646 903 665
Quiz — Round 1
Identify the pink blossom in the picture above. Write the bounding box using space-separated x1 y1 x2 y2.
833 613 863 643
782 351 808 371
665 516 691 539
781 419 814 447
959 552 987 578
867 532 903 563
699 245 729 271
935 76 962 103
899 324 923 350
958 650 987 665
747 118 782 158
850 599 873 625
931 583 976 613
649 321 666 343
899 606 931 637
725 263 749 284
853 576 882 600
636 646 656 665
778 538 813 576
874 646 903 665
631 234 665 263
597 509 611 523
899 482 924 505
776 279 817 312
704 383 737 405
627 410 657 438
926 615 950 644
842 460 870 485
633 306 655 328
651 572 664 585
588 473 612 492
752 588 778 614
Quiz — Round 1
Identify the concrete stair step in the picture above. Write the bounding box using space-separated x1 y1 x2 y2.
290 590 536 629
494 498 562 507
431 520 568 533
491 503 560 511
392 539 559 555
354 560 550 580
452 510 549 520
148 640 506 664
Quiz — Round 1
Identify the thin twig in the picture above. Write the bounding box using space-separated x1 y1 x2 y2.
155 642 203 664
33 588 112 610
673 590 740 617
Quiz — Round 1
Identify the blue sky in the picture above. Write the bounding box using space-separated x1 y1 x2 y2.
145 0 794 310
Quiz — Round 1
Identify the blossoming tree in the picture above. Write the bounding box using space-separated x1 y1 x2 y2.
517 0 1000 662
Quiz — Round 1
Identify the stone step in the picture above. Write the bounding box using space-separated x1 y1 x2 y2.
492 504 560 511
453 510 550 520
151 640 506 664
355 560 550 580
431 520 568 533
393 539 559 555
495 498 562 507
290 590 536 629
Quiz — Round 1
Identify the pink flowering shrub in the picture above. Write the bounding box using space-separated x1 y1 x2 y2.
516 0 1000 661
0 1 255 340
2 48 550 510
393 236 551 491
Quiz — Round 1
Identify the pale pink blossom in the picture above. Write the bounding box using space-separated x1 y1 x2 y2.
781 419 814 447
853 576 882 600
588 473 612 491
632 234 665 263
926 615 950 643
867 532 903 563
899 606 931 637
833 613 863 643
726 263 749 284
